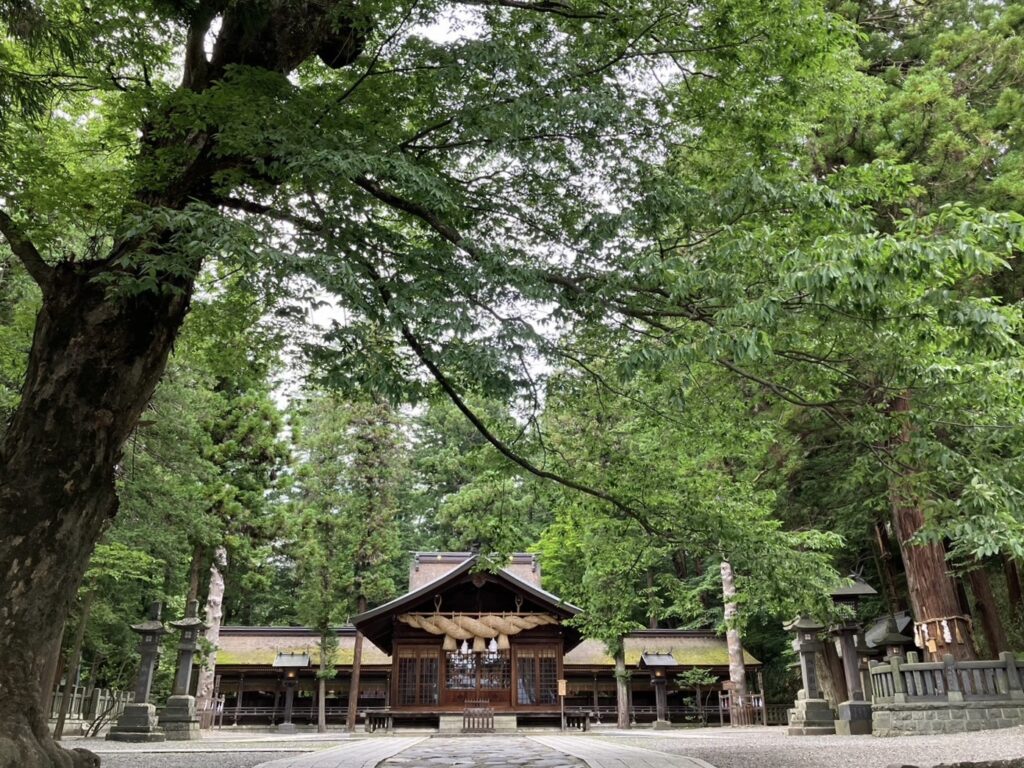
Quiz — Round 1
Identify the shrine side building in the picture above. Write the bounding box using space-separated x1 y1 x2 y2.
211 552 760 727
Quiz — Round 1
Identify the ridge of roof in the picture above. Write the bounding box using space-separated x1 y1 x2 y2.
351 553 580 627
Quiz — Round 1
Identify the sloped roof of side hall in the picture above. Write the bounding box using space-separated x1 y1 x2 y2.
214 626 759 669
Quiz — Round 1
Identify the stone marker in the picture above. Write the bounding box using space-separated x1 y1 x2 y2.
159 599 207 740
107 601 169 742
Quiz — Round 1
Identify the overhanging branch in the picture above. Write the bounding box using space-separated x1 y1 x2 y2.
353 255 662 535
0 209 53 294
451 0 605 19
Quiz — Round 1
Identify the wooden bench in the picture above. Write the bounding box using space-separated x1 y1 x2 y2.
565 709 591 731
363 710 392 733
463 699 494 732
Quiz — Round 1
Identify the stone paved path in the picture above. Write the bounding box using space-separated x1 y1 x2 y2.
253 737 426 768
251 734 717 768
378 736 586 768
530 735 717 768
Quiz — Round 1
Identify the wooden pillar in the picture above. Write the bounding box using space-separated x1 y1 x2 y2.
234 674 244 726
652 674 668 725
592 674 599 716
272 680 281 725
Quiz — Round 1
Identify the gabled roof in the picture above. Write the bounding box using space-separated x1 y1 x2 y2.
351 553 581 653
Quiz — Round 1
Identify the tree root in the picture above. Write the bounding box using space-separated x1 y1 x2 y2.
0 730 100 768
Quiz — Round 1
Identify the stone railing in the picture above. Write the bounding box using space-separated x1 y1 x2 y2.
869 652 1024 736
49 686 133 735
870 652 1024 704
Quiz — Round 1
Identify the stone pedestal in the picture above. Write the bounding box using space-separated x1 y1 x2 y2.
275 721 298 734
159 694 202 740
788 694 836 736
835 700 872 735
106 703 166 742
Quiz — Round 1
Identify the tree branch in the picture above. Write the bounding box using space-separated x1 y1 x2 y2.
353 255 662 535
0 209 53 294
451 0 605 19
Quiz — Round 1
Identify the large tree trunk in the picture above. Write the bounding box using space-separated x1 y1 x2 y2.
888 394 976 661
0 263 193 768
720 560 749 725
345 596 368 732
965 566 1008 656
614 645 631 729
318 657 328 734
0 7 365 765
720 561 748 698
195 547 227 720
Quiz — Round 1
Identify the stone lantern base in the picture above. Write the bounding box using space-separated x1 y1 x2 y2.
106 703 167 742
835 700 872 735
159 694 202 740
788 696 836 736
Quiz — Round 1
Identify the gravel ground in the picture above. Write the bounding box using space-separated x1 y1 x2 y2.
596 725 1024 768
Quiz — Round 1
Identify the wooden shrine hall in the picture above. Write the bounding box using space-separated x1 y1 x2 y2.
210 552 762 729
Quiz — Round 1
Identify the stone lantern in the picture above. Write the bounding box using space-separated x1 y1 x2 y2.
784 616 835 736
159 599 207 740
107 601 170 742
829 575 877 735
639 652 675 729
876 615 915 661
272 652 309 733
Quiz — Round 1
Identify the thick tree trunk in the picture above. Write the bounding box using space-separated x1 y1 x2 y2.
186 542 204 607
814 640 847 710
317 662 327 734
720 561 748 698
646 570 658 629
873 522 903 615
0 264 192 768
1004 556 1023 621
0 7 365 765
195 547 227 720
614 645 631 729
54 592 95 741
345 596 368 732
888 394 975 661
965 566 1008 657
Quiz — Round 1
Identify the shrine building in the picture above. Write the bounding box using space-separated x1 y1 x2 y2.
210 552 761 728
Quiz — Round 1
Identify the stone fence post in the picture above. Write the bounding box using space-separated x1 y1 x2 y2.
1001 652 1024 700
943 654 963 703
890 657 907 704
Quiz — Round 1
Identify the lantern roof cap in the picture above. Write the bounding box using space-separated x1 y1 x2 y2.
830 574 877 601
170 616 207 631
639 652 677 669
130 601 169 635
784 615 824 632
272 652 310 668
